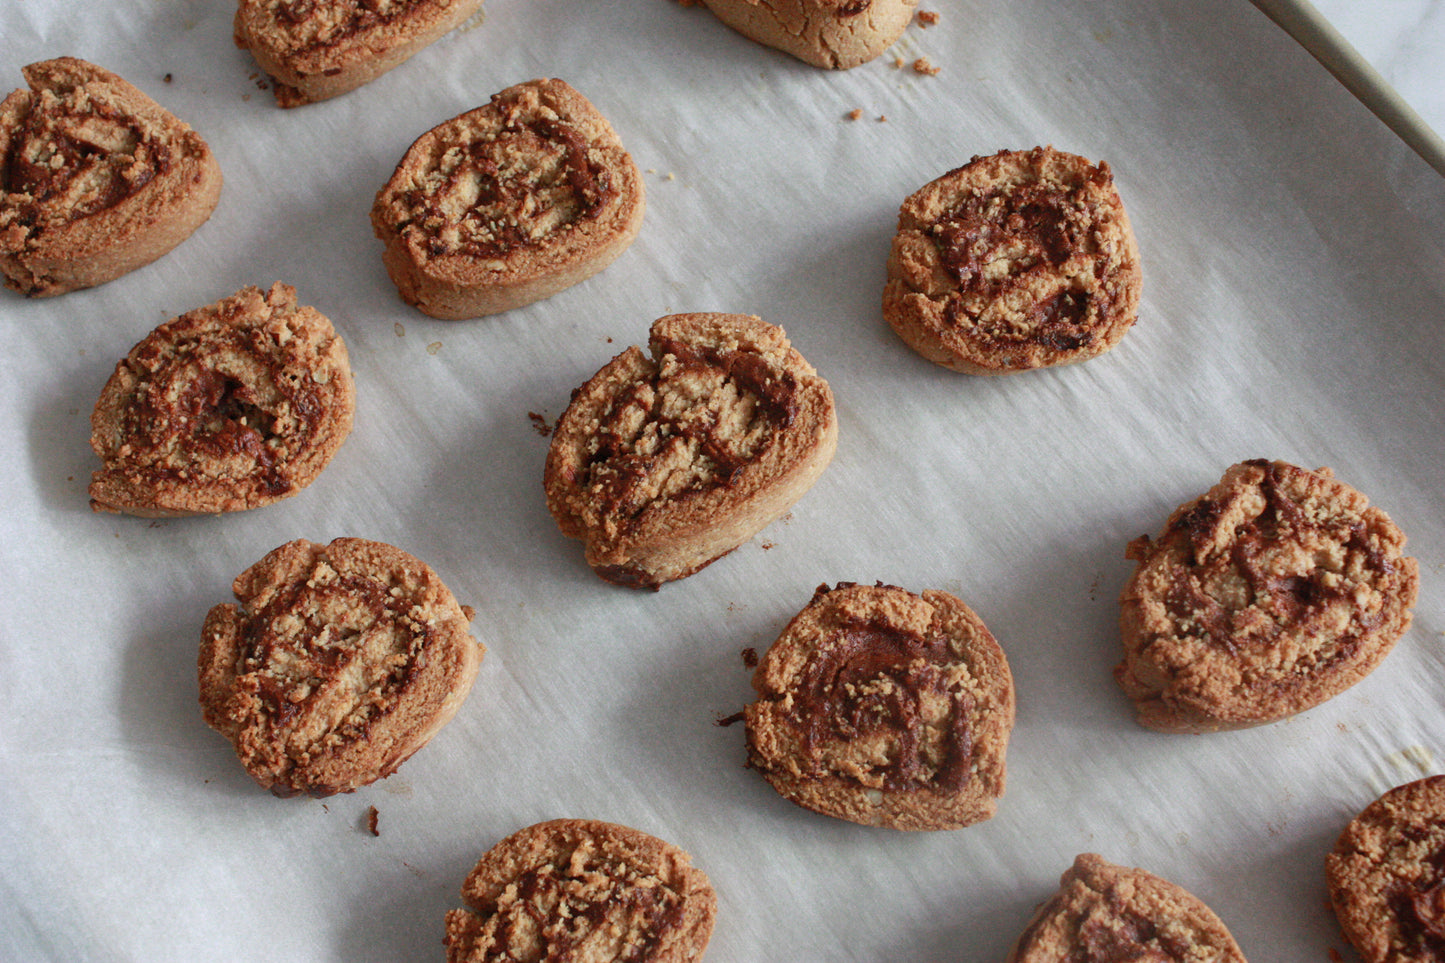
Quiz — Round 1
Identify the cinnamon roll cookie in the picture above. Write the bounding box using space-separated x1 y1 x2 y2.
0 57 221 297
744 582 1014 830
445 819 716 962
89 282 354 517
234 0 483 107
883 146 1141 374
371 78 644 319
1006 854 1248 962
543 313 837 589
701 0 918 69
199 537 483 797
1116 459 1418 733
1327 776 1445 963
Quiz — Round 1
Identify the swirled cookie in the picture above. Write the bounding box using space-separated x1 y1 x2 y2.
198 537 483 798
543 312 837 589
0 57 222 297
371 78 644 319
701 0 918 69
1116 459 1418 733
883 146 1140 374
234 0 483 107
1328 776 1445 962
89 282 354 517
744 581 1014 830
444 818 716 962
1006 854 1248 962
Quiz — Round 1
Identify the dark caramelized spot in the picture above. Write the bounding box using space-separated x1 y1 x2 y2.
1161 460 1379 667
3 91 169 228
776 595 974 793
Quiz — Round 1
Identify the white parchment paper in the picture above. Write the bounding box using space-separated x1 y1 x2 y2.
3 1 1444 960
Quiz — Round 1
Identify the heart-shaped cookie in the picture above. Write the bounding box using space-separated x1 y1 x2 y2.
0 58 222 297
544 312 837 589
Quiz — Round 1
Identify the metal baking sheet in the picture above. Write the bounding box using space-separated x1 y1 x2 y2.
4 1 1444 960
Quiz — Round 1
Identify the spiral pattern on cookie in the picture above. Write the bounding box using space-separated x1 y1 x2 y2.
1328 776 1445 962
0 58 221 296
89 283 354 517
371 78 644 318
1006 854 1247 963
544 313 837 589
745 582 1014 830
1116 459 1418 732
445 819 717 963
884 146 1141 374
199 538 482 798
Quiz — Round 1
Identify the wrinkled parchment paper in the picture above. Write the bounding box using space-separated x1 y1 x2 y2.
3 1 1444 959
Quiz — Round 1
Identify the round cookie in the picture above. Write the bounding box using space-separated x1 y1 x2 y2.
234 0 484 108
701 0 919 69
544 312 837 589
1006 853 1248 962
1116 459 1418 733
89 282 354 517
444 818 717 962
0 57 222 297
371 78 644 319
1327 776 1445 962
744 581 1014 830
883 146 1141 374
198 537 483 797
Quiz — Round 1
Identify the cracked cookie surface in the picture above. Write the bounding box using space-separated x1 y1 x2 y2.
198 537 482 797
884 146 1140 374
0 57 221 296
89 282 354 517
445 818 716 963
371 78 643 318
1116 459 1418 733
744 581 1014 830
543 312 836 588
